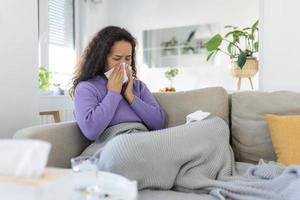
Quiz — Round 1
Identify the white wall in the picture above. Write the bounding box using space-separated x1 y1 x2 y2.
80 0 259 92
259 0 300 92
0 0 39 138
75 0 109 53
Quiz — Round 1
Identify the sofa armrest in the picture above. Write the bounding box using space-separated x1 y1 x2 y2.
13 121 91 168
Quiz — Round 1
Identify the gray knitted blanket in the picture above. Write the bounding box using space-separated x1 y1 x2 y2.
80 122 149 158
88 117 300 200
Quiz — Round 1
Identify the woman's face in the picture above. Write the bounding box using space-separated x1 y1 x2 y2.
106 40 132 71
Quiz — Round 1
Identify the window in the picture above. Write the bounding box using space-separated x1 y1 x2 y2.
39 0 75 91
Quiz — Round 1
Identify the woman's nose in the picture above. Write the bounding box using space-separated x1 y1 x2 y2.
120 58 127 63
119 59 130 65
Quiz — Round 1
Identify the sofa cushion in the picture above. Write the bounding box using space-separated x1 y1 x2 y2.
153 87 229 128
266 114 300 165
231 91 300 163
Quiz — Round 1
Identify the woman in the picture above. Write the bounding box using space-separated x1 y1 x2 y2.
70 26 235 193
70 26 166 141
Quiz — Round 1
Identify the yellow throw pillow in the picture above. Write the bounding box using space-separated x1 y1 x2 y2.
266 114 300 165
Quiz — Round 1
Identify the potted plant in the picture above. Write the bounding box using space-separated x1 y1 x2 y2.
203 20 259 89
38 66 52 92
160 68 179 92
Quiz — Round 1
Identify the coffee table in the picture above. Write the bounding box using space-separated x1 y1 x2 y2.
0 167 137 200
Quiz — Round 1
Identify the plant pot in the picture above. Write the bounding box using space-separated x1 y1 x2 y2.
159 87 176 92
229 57 259 78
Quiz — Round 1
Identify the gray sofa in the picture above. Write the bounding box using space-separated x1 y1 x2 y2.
14 86 300 169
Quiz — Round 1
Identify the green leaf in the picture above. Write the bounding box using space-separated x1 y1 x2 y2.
233 35 240 43
242 27 251 31
224 25 238 29
226 30 244 39
227 43 234 57
206 50 217 61
38 66 52 91
203 34 222 51
225 31 234 38
252 20 259 29
165 68 179 80
233 31 244 38
251 20 259 35
237 52 247 69
211 50 218 61
254 41 259 51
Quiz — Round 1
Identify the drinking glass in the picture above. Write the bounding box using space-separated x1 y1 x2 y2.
71 156 99 197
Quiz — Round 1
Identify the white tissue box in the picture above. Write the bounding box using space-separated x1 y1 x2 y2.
0 168 72 200
0 139 51 178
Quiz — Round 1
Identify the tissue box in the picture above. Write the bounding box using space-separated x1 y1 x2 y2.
0 139 51 178
0 168 72 200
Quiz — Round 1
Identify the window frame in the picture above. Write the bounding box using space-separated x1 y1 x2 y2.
38 0 77 86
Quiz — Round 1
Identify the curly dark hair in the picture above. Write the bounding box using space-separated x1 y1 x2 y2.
69 26 137 97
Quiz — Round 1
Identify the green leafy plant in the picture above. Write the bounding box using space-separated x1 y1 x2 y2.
165 68 179 88
38 66 52 91
203 20 259 69
161 37 178 55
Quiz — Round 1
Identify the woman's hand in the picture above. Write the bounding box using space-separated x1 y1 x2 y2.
123 65 134 104
107 64 124 93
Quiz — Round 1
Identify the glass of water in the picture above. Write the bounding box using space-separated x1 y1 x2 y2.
71 156 99 197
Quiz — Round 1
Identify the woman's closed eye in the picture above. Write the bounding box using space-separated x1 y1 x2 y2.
113 57 131 61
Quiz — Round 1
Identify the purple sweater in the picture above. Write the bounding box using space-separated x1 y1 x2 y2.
74 76 166 141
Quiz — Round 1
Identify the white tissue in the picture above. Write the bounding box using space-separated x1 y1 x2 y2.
186 110 211 124
104 63 131 84
0 139 51 178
